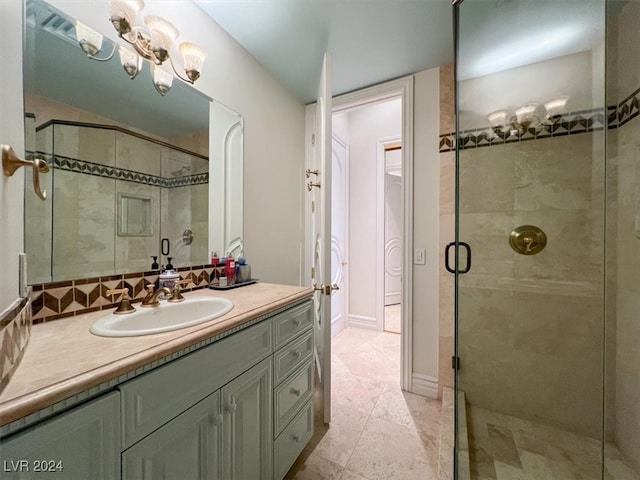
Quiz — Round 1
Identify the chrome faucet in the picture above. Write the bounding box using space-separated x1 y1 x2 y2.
141 284 171 308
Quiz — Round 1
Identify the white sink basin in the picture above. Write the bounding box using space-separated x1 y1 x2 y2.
90 297 234 337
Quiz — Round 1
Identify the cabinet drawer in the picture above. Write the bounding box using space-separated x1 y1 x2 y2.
273 329 313 385
274 361 314 437
120 319 272 449
273 301 313 349
274 399 314 480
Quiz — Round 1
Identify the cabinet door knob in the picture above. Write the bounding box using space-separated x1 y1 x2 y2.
293 318 301 327
292 434 300 443
210 413 223 425
225 402 237 414
290 388 301 397
292 350 301 359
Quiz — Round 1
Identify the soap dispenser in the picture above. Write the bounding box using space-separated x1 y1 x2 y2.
151 256 159 270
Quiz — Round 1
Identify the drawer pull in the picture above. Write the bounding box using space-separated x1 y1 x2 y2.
291 350 301 359
210 413 223 425
293 318 301 327
225 402 237 414
290 387 301 397
292 434 300 443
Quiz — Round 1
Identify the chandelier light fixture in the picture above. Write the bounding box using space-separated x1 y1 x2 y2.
487 96 569 134
75 0 207 96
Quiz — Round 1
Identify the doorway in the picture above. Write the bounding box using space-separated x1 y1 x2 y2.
330 76 414 391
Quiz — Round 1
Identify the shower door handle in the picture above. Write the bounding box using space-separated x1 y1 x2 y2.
444 242 472 274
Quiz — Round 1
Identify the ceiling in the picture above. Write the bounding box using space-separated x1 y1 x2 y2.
194 0 455 104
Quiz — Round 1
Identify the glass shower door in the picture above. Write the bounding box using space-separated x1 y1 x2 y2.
454 1 612 478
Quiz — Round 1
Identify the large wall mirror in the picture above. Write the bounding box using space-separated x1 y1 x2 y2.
23 0 243 284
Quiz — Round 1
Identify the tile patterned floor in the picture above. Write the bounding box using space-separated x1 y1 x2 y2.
284 326 442 480
467 406 640 480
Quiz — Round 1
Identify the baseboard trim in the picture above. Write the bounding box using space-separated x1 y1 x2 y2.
411 373 439 399
348 314 377 330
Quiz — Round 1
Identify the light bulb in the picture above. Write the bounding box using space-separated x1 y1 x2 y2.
179 42 207 83
152 66 173 96
109 0 144 35
75 22 103 56
145 15 179 51
119 46 142 79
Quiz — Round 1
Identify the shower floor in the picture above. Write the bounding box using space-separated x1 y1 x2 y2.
467 405 639 480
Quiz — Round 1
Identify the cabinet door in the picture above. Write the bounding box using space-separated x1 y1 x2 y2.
0 391 120 479
222 357 273 480
122 391 223 480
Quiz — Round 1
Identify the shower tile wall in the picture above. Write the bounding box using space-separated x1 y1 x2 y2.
114 131 163 274
24 116 51 284
52 125 117 280
456 133 605 437
27 122 209 282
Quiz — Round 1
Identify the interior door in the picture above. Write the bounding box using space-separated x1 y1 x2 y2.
311 53 333 424
384 148 402 307
330 134 348 338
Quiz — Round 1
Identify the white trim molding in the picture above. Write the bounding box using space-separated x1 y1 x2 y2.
412 373 439 399
348 314 377 330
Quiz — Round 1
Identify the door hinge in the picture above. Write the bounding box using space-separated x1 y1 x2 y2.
311 267 315 279
452 356 460 370
311 133 316 146
311 200 315 213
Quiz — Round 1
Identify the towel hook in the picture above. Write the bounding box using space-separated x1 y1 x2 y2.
2 144 49 200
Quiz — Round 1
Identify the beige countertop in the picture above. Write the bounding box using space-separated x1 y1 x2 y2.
0 283 312 427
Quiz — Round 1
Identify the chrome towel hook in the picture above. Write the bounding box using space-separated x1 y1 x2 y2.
2 144 50 200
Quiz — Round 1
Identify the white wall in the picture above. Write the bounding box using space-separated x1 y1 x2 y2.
47 0 306 285
412 68 440 389
0 1 26 314
347 99 401 325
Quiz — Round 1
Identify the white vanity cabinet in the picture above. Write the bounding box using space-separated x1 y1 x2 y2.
0 391 121 479
0 299 313 480
122 357 273 480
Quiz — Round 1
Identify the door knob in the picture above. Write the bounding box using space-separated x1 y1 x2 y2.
313 283 339 295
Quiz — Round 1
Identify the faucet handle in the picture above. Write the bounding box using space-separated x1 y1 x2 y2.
106 288 136 315
145 283 155 293
168 279 189 303
106 287 129 299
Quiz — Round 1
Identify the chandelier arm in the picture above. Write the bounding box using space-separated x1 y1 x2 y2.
84 43 117 62
168 55 193 84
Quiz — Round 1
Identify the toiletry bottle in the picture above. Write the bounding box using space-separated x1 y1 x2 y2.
237 257 251 283
210 251 219 266
219 270 228 287
159 269 179 294
225 256 236 284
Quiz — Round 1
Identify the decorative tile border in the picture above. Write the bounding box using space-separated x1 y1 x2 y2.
439 87 640 153
30 265 224 323
617 86 640 128
0 296 32 393
27 152 209 188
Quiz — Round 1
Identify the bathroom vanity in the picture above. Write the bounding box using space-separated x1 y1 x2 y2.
0 284 314 480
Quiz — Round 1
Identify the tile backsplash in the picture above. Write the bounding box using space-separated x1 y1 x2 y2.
30 265 224 324
0 296 32 392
